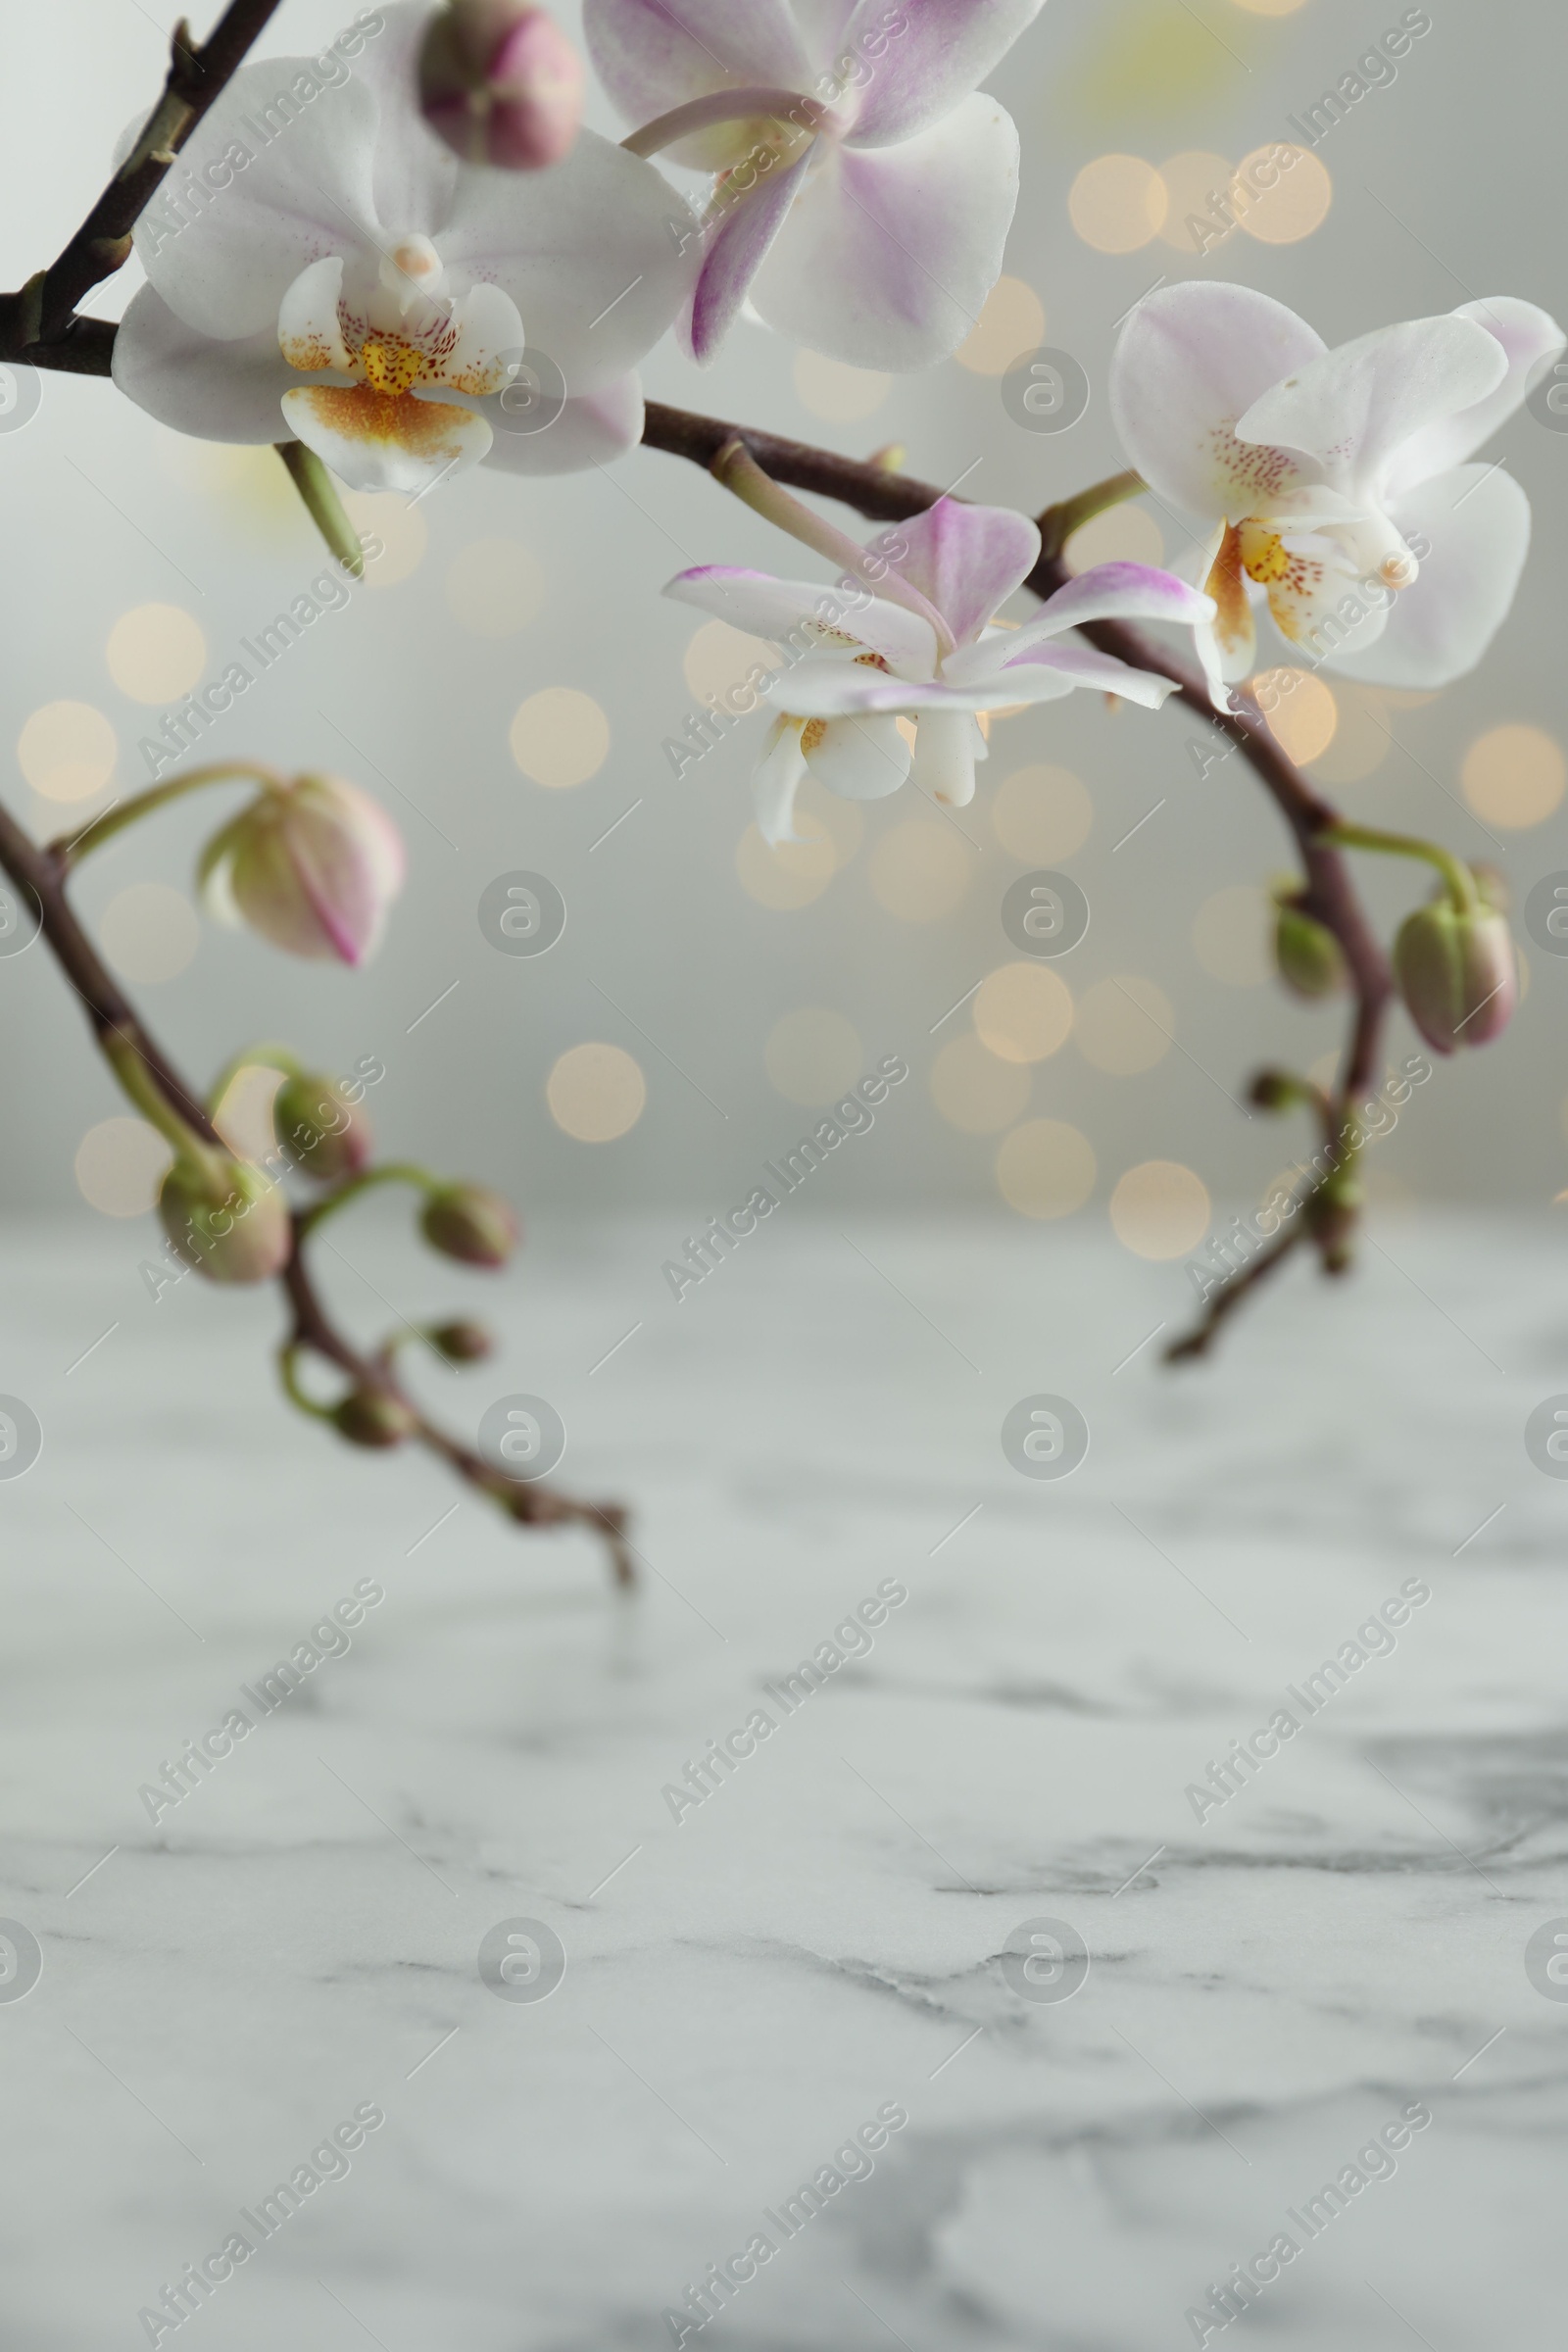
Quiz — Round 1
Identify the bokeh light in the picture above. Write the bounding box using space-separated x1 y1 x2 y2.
930 1034 1031 1133
342 488 427 586
793 349 890 419
1069 155 1167 252
868 820 971 921
764 1007 862 1104
955 275 1047 374
974 963 1074 1062
996 1119 1096 1218
1251 668 1339 764
99 883 200 984
546 1043 646 1141
1237 145 1332 243
19 702 117 802
1309 683 1393 783
683 617 777 707
1109 1159 1210 1257
74 1117 170 1217
1193 884 1273 985
1461 723 1566 828
991 763 1093 863
444 539 546 635
1065 504 1165 572
106 605 206 705
1074 975 1174 1074
510 687 610 788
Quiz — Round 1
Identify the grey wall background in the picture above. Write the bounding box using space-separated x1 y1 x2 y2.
1 0 1565 1240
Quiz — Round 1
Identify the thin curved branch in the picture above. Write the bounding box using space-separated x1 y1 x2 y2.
0 794 631 1583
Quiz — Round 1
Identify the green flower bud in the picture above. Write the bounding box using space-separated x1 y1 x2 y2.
1273 894 1347 999
419 1183 519 1268
1394 896 1517 1054
274 1072 373 1184
428 1319 494 1363
1249 1068 1299 1113
159 1156 292 1285
333 1389 419 1448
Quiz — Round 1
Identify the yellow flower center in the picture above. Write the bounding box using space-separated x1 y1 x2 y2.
359 334 427 396
1238 519 1292 585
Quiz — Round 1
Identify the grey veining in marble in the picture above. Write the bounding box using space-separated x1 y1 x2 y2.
2 1209 1565 2349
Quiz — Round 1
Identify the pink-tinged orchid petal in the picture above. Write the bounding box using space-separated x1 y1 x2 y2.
685 150 815 363
801 710 911 800
959 562 1214 671
664 565 939 674
199 775 406 966
282 381 493 494
770 656 1159 718
751 93 1020 370
890 498 1041 647
910 707 979 806
113 286 301 443
999 640 1181 709
754 715 810 845
1236 313 1507 500
843 0 1045 145
1315 464 1531 690
583 0 811 125
1385 297 1566 496
1110 282 1326 522
477 373 646 473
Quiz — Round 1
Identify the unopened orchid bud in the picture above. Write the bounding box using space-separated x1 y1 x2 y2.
199 774 405 967
333 1388 419 1448
274 1071 372 1183
1394 893 1517 1054
419 1183 519 1267
428 1318 495 1363
419 1 584 171
1273 891 1346 1000
1304 1167 1362 1274
159 1156 292 1285
1470 861 1511 915
1249 1068 1299 1113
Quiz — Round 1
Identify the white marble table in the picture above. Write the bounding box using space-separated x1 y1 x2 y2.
3 1209 1566 2349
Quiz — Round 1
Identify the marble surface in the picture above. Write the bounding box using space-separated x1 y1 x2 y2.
4 1207 1568 2350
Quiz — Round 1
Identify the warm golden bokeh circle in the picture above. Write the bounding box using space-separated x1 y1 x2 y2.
106 605 206 705
974 962 1074 1063
991 763 1093 864
868 819 971 921
1251 668 1339 765
1109 1159 1211 1257
996 1119 1096 1218
74 1117 171 1217
546 1043 646 1141
342 487 427 585
19 702 117 803
1236 145 1332 243
955 275 1046 374
510 687 610 788
1461 723 1566 828
683 617 777 709
1069 155 1168 253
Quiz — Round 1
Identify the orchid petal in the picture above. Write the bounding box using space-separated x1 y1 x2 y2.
1259 540 1389 664
843 0 1045 145
1315 464 1531 690
956 562 1214 672
582 0 811 126
889 498 1041 646
910 707 978 806
1385 297 1566 495
281 383 492 493
754 715 810 845
801 711 911 800
771 659 1140 717
478 375 646 475
664 566 939 673
751 93 1020 370
1236 313 1507 500
998 641 1182 709
1109 281 1325 522
433 283 528 395
278 256 352 373
684 150 814 364
113 285 300 442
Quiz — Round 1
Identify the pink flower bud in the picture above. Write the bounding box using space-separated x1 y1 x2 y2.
333 1388 419 1448
419 2 584 171
199 775 405 967
160 1157 292 1285
1394 896 1517 1054
274 1072 373 1184
419 1183 519 1267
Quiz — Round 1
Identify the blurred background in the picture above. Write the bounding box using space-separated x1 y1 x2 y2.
2 0 1564 1265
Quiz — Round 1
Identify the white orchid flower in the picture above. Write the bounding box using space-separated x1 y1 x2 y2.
587 0 1043 368
1110 281 1565 702
666 497 1214 844
112 2 696 493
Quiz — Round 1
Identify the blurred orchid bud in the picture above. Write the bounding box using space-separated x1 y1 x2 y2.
419 1 584 171
333 1388 419 1448
419 1182 519 1267
1470 861 1511 915
160 1156 292 1285
1249 1068 1299 1113
428 1318 495 1362
1272 888 1346 1000
274 1071 373 1183
1304 1165 1363 1274
1394 893 1517 1054
199 774 405 967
